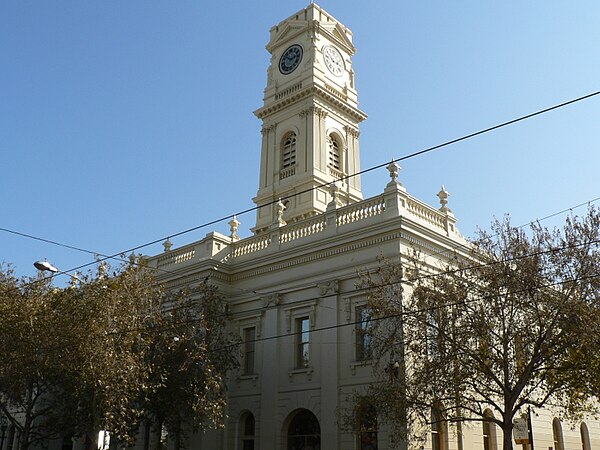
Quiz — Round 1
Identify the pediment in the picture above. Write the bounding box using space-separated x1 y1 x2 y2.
319 22 355 54
267 22 307 52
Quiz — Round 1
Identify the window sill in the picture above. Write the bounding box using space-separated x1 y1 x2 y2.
288 366 313 380
237 374 259 386
350 359 372 375
239 373 258 380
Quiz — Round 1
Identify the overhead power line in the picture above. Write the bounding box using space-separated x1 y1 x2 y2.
2 89 599 285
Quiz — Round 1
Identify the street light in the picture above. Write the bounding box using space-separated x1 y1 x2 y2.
34 260 80 286
33 260 59 273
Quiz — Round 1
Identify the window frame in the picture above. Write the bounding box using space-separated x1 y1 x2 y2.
482 409 497 450
355 305 373 361
553 418 564 450
286 409 321 450
281 132 297 169
327 134 341 171
295 316 310 369
357 403 378 450
580 422 591 450
431 406 448 450
242 327 256 375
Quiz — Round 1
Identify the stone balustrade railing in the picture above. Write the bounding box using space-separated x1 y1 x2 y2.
280 215 327 244
405 196 446 230
151 185 457 270
231 233 271 258
337 195 386 226
156 245 196 268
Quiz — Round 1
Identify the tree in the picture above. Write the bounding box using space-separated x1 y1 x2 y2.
0 258 167 450
0 257 239 450
141 281 239 450
0 265 72 450
359 207 600 450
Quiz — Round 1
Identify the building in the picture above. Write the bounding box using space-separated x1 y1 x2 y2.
145 4 600 450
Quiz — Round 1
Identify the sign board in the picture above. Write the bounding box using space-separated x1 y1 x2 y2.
513 418 530 444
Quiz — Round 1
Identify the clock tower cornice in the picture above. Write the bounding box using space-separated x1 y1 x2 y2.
254 84 367 123
266 4 355 55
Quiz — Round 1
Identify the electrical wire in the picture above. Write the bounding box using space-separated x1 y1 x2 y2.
106 264 600 352
3 89 598 285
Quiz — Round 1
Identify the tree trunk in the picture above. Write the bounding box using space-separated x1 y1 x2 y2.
173 420 181 450
20 386 34 450
502 417 514 450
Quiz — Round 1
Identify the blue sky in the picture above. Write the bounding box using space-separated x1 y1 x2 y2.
1 1 599 283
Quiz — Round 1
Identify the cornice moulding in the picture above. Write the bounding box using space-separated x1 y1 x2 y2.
254 84 367 122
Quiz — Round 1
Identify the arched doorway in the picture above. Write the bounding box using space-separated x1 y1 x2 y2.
285 409 320 450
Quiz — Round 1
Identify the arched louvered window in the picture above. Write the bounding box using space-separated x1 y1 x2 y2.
281 133 297 169
328 134 341 170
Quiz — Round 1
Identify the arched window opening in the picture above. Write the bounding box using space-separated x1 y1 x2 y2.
552 418 564 450
327 134 341 171
482 409 497 450
286 409 320 450
431 406 448 450
580 422 591 450
282 133 297 169
241 412 255 450
357 403 378 450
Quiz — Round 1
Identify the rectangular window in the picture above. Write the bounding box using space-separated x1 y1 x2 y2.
296 317 310 368
356 306 372 361
426 309 440 359
243 327 256 375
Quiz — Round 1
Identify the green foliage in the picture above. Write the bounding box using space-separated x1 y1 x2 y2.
0 257 239 450
357 207 600 450
143 282 240 446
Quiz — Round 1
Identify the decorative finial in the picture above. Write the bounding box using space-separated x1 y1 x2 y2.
228 216 240 241
437 185 451 213
386 160 402 187
69 272 80 288
276 198 287 227
163 238 172 253
327 181 342 209
98 262 107 278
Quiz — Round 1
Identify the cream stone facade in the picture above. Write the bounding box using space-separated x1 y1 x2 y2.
142 4 600 450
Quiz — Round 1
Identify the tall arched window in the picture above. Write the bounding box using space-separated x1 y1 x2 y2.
281 133 297 169
431 406 448 450
580 422 591 450
241 412 255 450
327 134 341 171
482 409 497 450
357 403 378 450
552 418 564 450
286 409 320 450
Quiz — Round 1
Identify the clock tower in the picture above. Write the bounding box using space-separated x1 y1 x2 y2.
252 3 367 234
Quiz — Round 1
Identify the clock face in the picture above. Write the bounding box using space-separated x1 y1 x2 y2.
323 45 344 76
279 44 303 75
